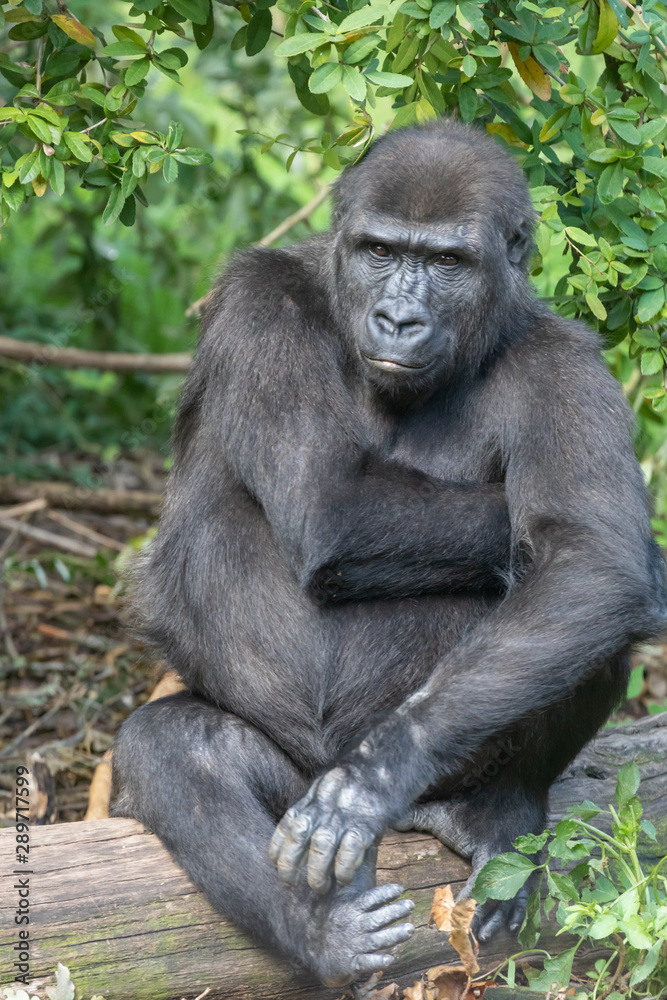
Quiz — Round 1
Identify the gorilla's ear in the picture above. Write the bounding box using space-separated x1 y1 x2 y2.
505 216 536 266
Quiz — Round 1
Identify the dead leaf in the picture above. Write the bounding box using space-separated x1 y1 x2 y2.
429 885 456 932
403 983 426 1000
51 13 96 48
428 965 469 1000
508 42 551 101
372 985 400 999
449 901 479 977
429 888 480 976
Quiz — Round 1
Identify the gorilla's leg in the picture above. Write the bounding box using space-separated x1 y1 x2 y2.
397 655 629 941
111 693 414 986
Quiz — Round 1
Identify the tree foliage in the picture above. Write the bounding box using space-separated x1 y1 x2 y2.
0 0 666 491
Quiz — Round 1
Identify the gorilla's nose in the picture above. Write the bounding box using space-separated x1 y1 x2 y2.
370 299 431 342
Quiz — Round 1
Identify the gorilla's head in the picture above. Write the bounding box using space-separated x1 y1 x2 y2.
329 121 537 396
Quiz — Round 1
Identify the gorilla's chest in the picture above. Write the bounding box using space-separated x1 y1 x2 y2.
377 390 502 483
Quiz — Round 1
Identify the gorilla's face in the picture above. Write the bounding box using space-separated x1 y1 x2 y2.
334 212 510 396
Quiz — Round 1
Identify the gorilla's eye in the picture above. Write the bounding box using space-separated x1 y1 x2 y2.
369 244 392 259
436 253 459 267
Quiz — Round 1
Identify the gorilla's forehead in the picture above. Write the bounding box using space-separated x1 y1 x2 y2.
342 211 485 254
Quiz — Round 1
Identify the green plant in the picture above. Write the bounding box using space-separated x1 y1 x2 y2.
474 762 667 998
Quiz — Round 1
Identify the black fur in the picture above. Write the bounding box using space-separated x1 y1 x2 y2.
112 121 666 986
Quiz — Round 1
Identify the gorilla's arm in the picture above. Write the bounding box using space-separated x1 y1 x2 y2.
305 460 510 601
192 254 509 602
270 321 667 892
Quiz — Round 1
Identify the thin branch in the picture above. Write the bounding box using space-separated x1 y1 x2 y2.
0 335 191 373
186 186 330 318
0 517 98 558
46 509 126 553
81 118 107 134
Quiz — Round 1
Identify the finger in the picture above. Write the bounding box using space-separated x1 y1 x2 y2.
368 922 414 949
353 953 394 974
363 898 414 931
359 883 405 911
268 817 289 863
307 828 339 894
274 812 314 886
335 828 370 885
316 767 346 806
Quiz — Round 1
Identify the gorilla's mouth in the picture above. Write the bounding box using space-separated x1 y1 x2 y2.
364 355 432 372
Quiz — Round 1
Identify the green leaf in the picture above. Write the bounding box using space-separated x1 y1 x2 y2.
559 83 584 105
462 54 477 77
616 761 640 806
566 226 596 248
125 58 151 86
539 107 570 143
309 62 344 94
171 148 213 165
429 0 455 29
585 292 607 321
169 0 210 24
458 84 477 123
246 10 273 56
276 32 323 56
589 147 619 163
112 24 147 48
18 149 40 184
591 0 618 53
102 40 148 58
342 34 381 65
63 132 93 162
341 64 367 102
620 915 654 950
588 912 618 939
527 947 577 992
513 831 550 853
473 852 538 904
638 288 666 323
102 185 125 226
629 939 662 987
163 155 179 183
640 818 657 841
26 114 53 144
193 1 214 49
50 158 65 197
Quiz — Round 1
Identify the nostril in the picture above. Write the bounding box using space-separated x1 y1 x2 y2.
372 311 396 336
398 320 426 337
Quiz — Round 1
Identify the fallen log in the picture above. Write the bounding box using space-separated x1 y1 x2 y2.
1 715 665 1000
0 477 162 515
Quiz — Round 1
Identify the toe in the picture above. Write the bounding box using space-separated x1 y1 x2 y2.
354 952 394 975
363 898 414 930
359 883 404 910
478 905 506 943
368 922 414 949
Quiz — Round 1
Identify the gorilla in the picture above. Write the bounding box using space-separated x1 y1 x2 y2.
112 121 665 987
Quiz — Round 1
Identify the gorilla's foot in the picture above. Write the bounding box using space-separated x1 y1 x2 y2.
395 796 540 943
311 882 414 987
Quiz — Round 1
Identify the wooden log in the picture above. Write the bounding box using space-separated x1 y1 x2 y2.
1 715 666 1000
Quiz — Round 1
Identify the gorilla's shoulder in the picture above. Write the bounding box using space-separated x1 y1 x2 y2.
509 308 604 371
206 237 328 322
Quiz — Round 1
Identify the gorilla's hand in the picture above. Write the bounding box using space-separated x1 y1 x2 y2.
269 766 392 893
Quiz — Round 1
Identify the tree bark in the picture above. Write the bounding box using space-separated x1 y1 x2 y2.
1 715 665 1000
